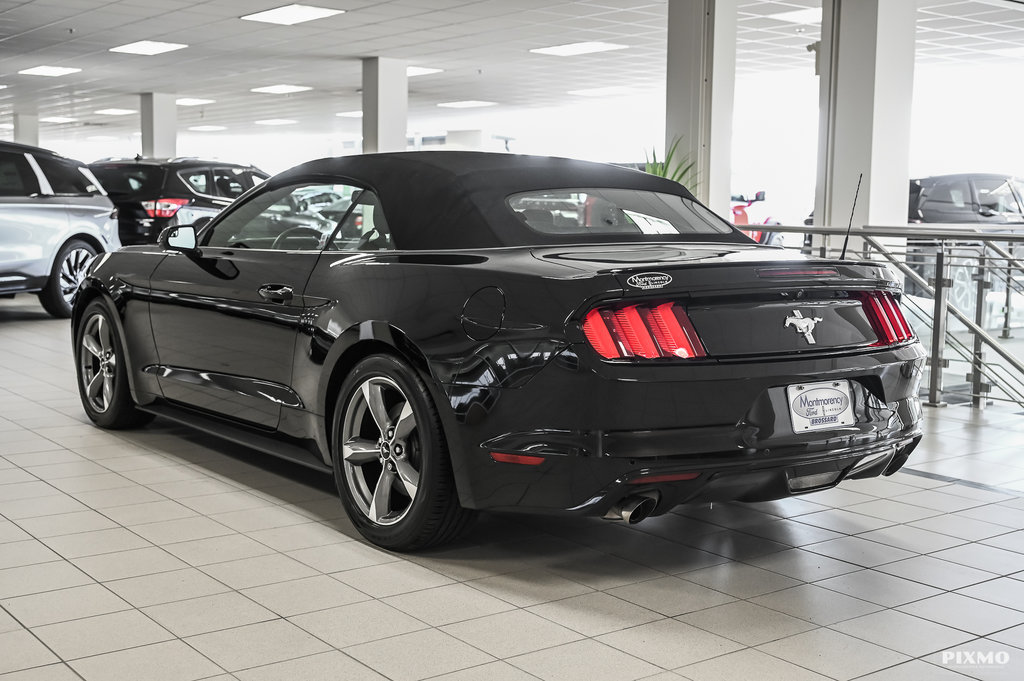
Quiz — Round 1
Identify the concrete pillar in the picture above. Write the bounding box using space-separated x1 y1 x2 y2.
362 57 408 153
13 113 39 147
140 92 177 158
814 0 916 231
665 0 737 217
445 130 484 150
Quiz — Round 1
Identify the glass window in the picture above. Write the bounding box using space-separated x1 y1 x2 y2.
204 182 362 251
182 170 210 195
974 178 1022 215
508 189 734 236
0 152 40 196
34 156 102 195
326 189 393 252
212 168 251 199
918 179 975 219
89 165 164 195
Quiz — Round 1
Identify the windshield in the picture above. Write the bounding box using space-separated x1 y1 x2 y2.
89 165 165 195
508 189 734 237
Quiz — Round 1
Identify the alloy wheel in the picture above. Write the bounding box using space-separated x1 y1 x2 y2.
59 247 95 303
340 376 422 525
79 313 116 413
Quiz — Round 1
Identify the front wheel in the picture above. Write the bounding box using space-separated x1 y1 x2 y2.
333 354 474 551
75 300 153 429
40 239 97 318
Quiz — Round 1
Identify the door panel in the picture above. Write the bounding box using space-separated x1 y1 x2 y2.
147 248 319 428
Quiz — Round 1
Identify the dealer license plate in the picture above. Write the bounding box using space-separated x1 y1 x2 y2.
786 380 855 432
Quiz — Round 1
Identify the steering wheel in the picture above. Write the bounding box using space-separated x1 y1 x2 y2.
271 226 325 250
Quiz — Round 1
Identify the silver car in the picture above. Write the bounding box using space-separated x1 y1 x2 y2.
0 141 120 317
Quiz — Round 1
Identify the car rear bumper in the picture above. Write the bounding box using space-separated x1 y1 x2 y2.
439 341 925 516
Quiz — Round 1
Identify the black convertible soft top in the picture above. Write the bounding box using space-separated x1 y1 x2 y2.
271 151 747 250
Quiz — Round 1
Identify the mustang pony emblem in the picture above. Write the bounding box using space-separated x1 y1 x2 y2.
785 310 823 345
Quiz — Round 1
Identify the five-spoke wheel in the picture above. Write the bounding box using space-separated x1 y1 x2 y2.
340 375 422 526
333 355 474 551
79 312 117 414
74 300 152 429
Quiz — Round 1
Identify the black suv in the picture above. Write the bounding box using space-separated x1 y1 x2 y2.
88 157 268 245
910 173 1024 225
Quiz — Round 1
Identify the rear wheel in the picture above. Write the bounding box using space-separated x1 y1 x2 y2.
333 354 474 551
40 239 96 318
75 300 152 429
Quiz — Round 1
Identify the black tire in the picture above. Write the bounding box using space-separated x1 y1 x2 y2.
332 354 475 551
39 239 97 318
75 299 153 429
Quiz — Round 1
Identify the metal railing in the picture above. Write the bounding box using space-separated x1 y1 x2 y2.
756 223 1024 410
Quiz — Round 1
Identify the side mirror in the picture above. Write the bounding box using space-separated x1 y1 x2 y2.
160 225 197 252
754 190 766 202
979 206 997 218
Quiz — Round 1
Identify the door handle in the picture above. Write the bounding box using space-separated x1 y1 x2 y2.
258 284 293 303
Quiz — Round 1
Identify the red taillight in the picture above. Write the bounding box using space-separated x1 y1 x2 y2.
857 291 914 346
141 198 190 218
582 301 706 360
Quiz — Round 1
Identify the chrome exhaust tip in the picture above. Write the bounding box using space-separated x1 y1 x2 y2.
605 495 658 524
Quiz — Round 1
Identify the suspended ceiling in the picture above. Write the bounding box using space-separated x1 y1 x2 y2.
0 0 1022 140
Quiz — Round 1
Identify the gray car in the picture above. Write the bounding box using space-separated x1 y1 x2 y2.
0 141 120 317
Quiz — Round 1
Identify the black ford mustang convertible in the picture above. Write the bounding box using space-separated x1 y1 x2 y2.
72 152 924 550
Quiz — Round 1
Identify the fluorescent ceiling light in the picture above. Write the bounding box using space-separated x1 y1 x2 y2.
241 4 344 26
250 84 312 94
568 85 634 97
407 66 442 77
176 97 216 106
0 123 14 129
40 116 78 123
255 118 297 125
530 41 627 57
109 40 187 55
770 7 822 24
18 65 81 77
336 110 363 118
437 100 497 109
189 125 227 131
0 85 7 90
95 108 136 116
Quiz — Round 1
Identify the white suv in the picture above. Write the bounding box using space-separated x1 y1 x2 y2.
0 141 120 317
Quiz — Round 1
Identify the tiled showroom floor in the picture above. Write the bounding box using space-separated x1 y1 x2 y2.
3 296 1024 681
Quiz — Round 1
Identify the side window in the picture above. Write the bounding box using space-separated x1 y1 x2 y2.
213 168 249 198
327 189 394 251
0 152 39 196
919 179 974 216
181 170 211 195
34 156 99 195
203 182 357 251
974 178 1022 215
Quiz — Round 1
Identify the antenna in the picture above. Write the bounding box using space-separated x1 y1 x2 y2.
839 172 863 260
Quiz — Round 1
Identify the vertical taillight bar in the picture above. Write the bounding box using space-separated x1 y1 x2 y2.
581 301 706 360
857 291 914 346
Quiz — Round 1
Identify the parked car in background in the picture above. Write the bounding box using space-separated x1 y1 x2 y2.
732 190 783 246
73 151 923 551
88 157 268 245
0 141 119 317
910 173 1024 225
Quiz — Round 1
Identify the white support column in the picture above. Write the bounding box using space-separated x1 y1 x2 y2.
13 113 39 147
665 0 737 217
814 0 916 232
140 92 177 158
362 57 408 153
